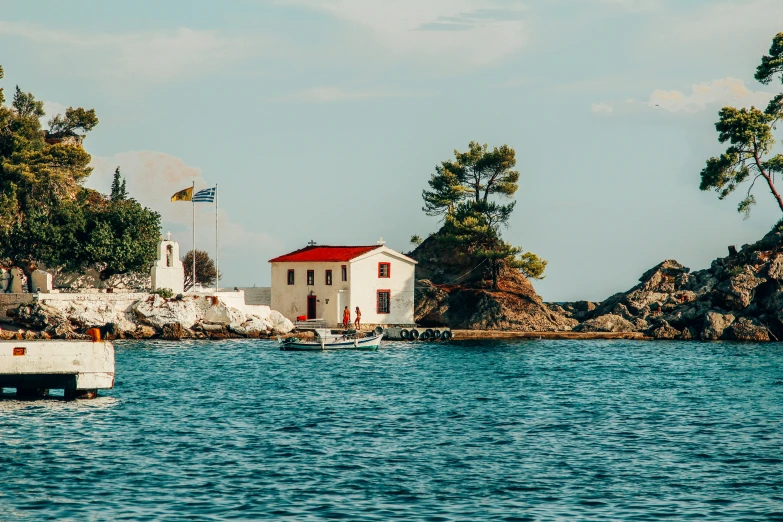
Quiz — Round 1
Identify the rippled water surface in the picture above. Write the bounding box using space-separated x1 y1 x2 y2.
2 339 783 520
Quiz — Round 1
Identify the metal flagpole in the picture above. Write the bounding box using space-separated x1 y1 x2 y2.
215 184 219 293
192 180 196 292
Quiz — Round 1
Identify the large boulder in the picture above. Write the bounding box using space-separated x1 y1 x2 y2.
767 254 783 281
573 314 636 333
716 268 766 310
133 294 201 330
44 299 137 334
651 320 681 340
266 310 294 334
728 317 771 342
701 311 735 340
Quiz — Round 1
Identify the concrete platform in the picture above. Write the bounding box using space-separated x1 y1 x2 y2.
0 340 115 399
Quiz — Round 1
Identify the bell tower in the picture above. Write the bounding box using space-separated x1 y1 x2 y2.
150 232 184 294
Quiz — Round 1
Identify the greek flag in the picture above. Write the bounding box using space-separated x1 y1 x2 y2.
192 187 216 203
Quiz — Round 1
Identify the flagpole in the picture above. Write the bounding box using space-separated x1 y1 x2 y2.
192 180 196 292
215 184 219 293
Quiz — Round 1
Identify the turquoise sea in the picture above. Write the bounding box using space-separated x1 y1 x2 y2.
1 339 782 521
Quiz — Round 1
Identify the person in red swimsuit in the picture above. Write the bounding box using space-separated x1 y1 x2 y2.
343 306 350 329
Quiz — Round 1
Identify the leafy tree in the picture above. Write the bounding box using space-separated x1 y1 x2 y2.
410 234 423 246
0 65 161 290
422 141 546 289
183 249 221 291
0 66 4 105
83 196 161 279
701 33 783 217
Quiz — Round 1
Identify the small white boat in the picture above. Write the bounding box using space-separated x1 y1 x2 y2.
279 329 383 351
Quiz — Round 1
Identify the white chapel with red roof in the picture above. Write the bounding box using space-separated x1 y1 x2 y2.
269 241 417 327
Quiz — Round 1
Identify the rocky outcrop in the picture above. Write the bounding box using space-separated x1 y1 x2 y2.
414 271 576 332
7 303 81 339
562 224 783 341
5 294 294 340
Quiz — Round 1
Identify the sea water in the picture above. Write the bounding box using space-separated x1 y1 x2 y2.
1 339 782 520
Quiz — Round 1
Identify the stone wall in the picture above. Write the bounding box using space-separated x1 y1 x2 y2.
238 287 271 306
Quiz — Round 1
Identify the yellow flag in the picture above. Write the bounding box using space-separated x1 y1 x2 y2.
171 187 193 202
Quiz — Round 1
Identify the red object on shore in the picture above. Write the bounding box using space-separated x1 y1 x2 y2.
296 315 307 322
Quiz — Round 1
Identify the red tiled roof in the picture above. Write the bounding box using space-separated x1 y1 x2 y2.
269 245 381 263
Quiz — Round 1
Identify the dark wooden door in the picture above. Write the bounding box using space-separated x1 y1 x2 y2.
307 295 317 319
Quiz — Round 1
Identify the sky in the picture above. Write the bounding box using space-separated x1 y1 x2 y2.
2 0 783 301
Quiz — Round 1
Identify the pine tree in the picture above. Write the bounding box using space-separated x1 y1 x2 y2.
701 32 783 217
110 167 128 201
422 141 546 289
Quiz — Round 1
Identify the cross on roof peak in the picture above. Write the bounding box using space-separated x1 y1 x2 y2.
376 237 386 245
166 231 172 241
307 240 317 247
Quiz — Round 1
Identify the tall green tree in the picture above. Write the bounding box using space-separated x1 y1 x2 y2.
110 167 128 201
422 141 546 289
0 65 161 290
701 33 783 217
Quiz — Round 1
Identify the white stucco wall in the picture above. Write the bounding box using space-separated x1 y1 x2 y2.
349 250 415 325
271 262 350 324
270 247 415 326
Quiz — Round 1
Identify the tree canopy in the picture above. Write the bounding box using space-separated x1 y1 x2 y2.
0 65 161 289
701 33 783 217
183 249 220 291
422 141 546 289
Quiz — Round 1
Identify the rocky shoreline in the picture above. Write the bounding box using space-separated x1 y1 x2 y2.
414 224 783 342
550 224 783 341
2 293 294 341
6 226 783 343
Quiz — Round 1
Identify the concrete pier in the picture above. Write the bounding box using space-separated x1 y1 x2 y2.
0 340 115 399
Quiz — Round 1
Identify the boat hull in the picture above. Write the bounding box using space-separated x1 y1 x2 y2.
280 334 382 351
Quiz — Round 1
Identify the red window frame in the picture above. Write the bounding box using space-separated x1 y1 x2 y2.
287 269 295 285
325 270 332 286
341 265 347 282
378 262 391 278
377 289 391 314
307 270 314 286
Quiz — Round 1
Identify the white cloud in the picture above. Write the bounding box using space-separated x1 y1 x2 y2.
278 0 529 68
593 77 775 115
280 86 428 103
590 103 613 114
88 151 283 286
0 22 266 84
647 77 774 114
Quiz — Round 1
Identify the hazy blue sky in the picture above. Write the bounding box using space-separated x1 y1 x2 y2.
2 1 783 300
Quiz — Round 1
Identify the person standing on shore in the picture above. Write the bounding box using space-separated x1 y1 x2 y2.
343 306 350 330
354 306 361 330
